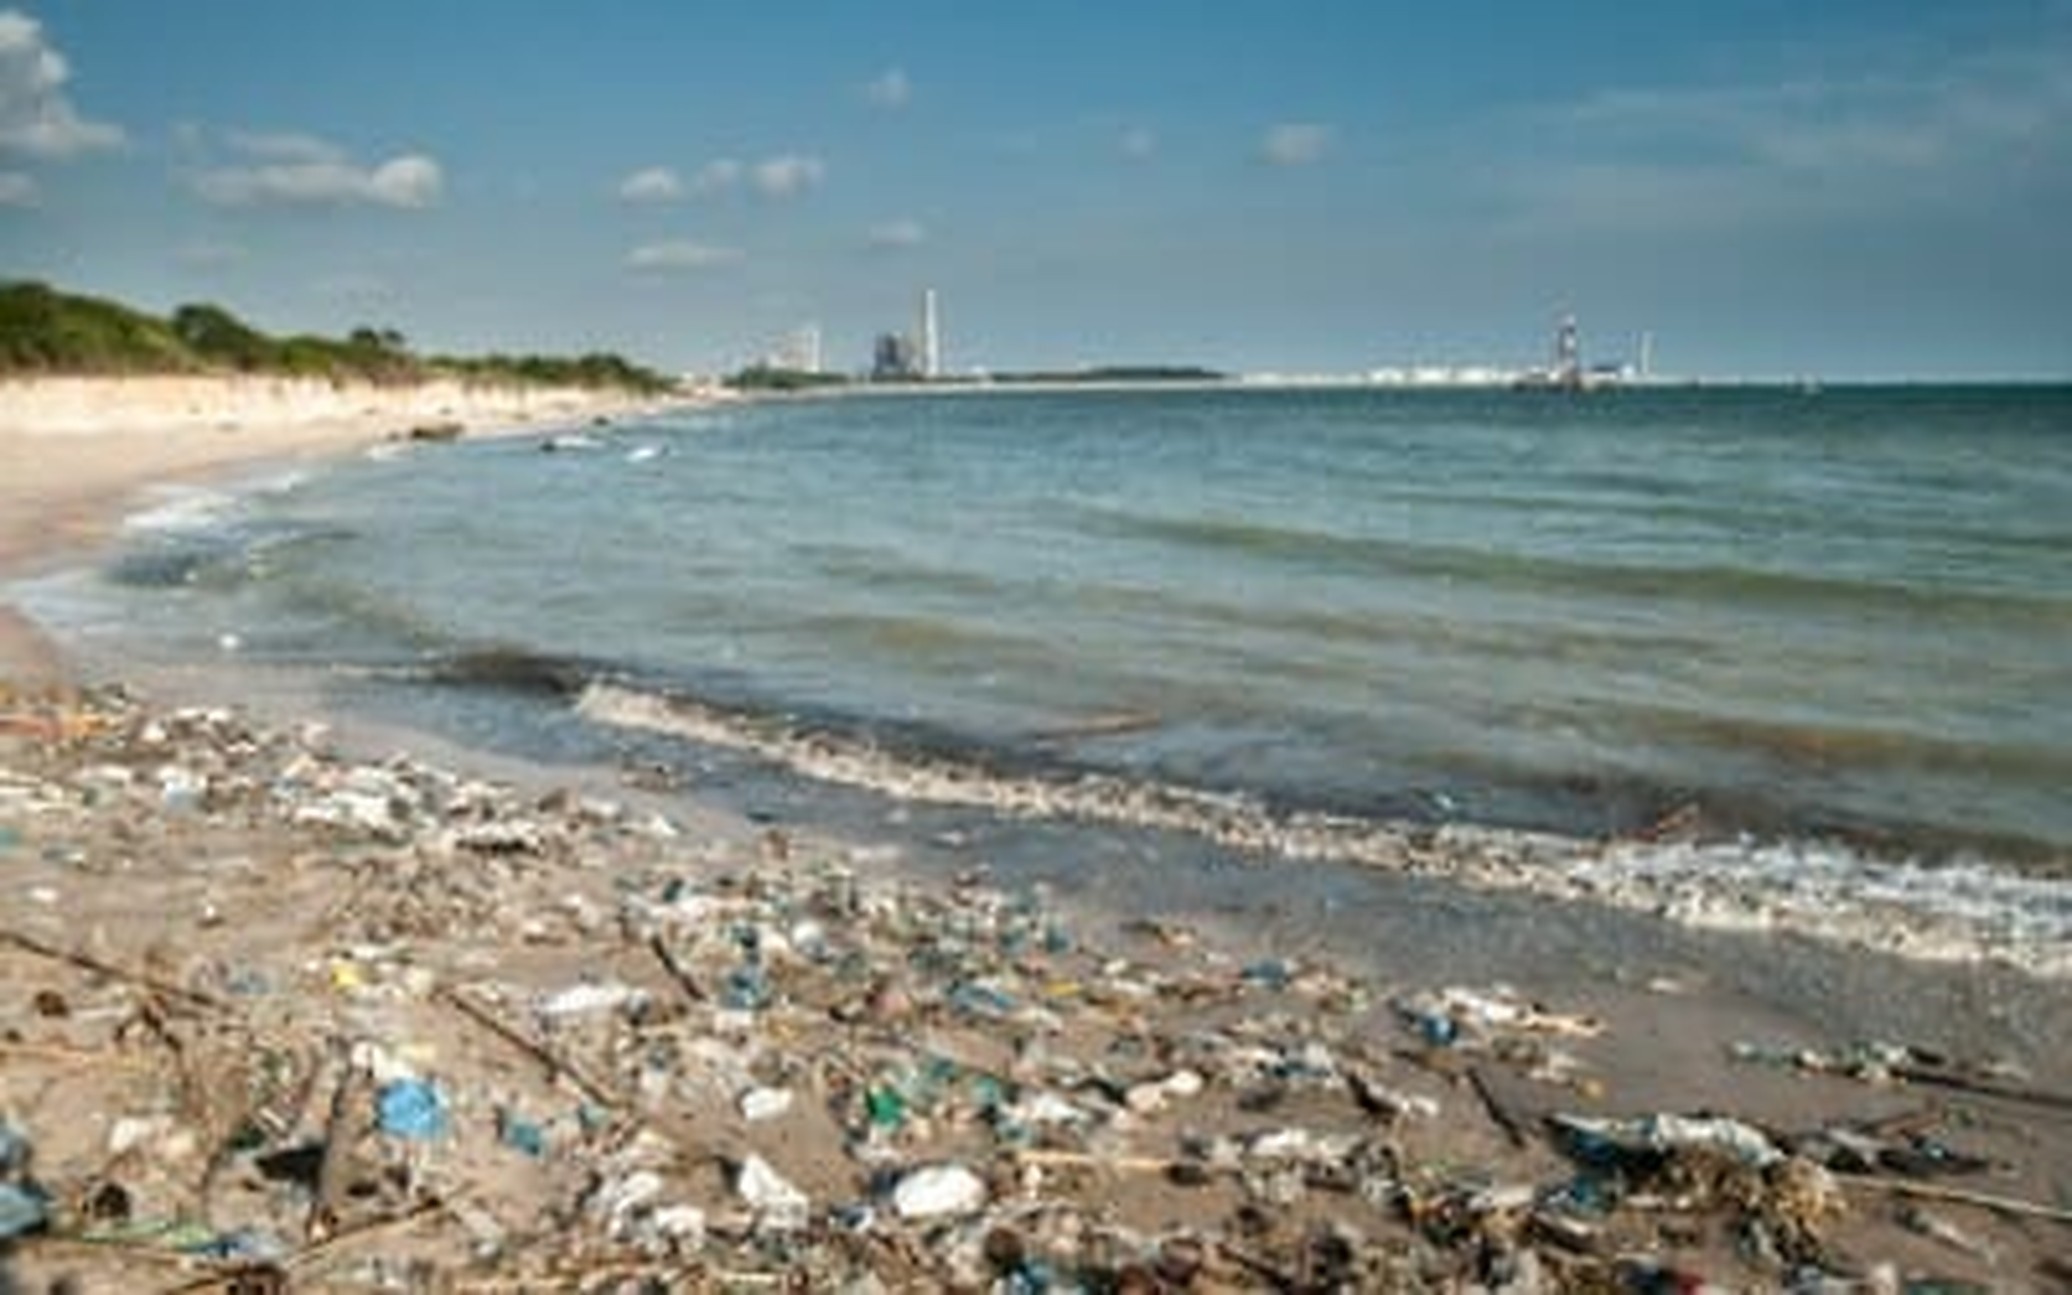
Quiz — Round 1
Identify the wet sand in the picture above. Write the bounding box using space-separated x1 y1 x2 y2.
2 378 2068 1289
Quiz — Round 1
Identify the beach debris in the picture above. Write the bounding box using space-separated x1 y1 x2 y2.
0 1183 48 1240
889 1162 989 1220
0 685 2055 1289
1551 1111 1783 1168
734 1154 809 1232
374 1078 449 1141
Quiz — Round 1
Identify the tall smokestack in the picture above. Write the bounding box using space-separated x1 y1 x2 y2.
919 288 940 379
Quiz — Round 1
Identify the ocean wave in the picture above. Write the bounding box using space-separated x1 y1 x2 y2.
573 679 2072 979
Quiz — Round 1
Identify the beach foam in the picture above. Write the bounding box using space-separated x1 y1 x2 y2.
576 678 2072 979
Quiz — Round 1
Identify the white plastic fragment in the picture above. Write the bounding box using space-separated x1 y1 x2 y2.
538 980 645 1018
736 1154 810 1231
891 1163 988 1220
739 1086 795 1122
589 1169 664 1234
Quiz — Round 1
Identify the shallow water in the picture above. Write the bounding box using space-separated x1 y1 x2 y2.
21 383 2072 976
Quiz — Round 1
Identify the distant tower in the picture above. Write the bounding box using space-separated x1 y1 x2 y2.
919 288 941 379
1553 313 1582 387
1638 330 1654 381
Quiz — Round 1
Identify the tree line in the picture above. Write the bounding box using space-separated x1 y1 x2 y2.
0 280 674 393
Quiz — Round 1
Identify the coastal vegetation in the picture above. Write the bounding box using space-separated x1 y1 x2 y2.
0 280 674 393
723 363 852 393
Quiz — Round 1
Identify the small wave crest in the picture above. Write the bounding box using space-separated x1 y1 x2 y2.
573 680 2072 979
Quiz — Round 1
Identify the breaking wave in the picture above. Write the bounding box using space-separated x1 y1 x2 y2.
574 678 2072 979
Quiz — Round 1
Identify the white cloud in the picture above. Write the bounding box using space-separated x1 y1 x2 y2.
684 153 825 201
1120 126 1158 159
0 8 123 158
0 168 34 205
1261 122 1331 166
192 132 443 209
626 239 743 272
690 157 742 196
751 153 824 199
866 218 926 250
865 67 912 109
1493 39 2072 236
224 130 343 164
618 165 683 203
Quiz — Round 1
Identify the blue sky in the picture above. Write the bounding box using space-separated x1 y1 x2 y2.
3 1 2069 378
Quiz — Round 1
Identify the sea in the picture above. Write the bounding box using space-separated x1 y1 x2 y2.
19 383 2072 1013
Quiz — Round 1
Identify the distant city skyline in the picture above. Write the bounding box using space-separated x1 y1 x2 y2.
3 1 2068 379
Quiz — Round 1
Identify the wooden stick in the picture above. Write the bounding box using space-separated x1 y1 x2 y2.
1835 1173 2072 1224
646 932 706 1004
1013 1147 1181 1174
434 985 622 1110
1892 1063 2072 1114
1215 1240 1298 1288
158 1263 288 1295
308 1061 373 1244
1468 1064 1532 1149
0 927 229 1013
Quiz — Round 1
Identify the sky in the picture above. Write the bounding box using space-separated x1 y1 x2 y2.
3 1 2069 379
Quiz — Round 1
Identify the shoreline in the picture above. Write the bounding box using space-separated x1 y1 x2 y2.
0 374 706 689
3 378 2068 1287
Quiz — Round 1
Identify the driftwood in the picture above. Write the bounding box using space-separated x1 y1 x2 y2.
1891 1062 2072 1114
1013 1147 1182 1174
1836 1172 2072 1225
434 985 623 1111
0 927 229 1013
646 932 707 1004
307 1061 375 1243
1468 1065 1533 1149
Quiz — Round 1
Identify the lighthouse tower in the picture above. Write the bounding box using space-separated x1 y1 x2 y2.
1553 313 1582 388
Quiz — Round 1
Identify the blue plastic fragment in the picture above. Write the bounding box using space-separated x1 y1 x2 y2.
722 962 771 1010
1240 959 1293 990
182 1227 287 1262
948 981 1017 1018
0 1183 50 1240
375 1078 449 1140
497 1108 546 1158
1414 1012 1459 1047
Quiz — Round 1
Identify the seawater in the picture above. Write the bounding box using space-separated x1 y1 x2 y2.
27 384 2072 976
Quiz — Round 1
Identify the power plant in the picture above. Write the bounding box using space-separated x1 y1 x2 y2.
871 288 943 382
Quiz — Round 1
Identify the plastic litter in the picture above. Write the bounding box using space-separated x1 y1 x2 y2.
538 980 644 1018
0 1183 49 1239
739 1086 794 1122
496 1108 546 1157
1551 1112 1782 1168
890 1163 988 1220
375 1078 450 1141
735 1154 809 1232
0 686 2048 1289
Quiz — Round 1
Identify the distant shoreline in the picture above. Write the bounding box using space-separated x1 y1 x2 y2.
740 374 2072 401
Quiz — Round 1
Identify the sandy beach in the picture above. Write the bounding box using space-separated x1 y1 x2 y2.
3 379 2069 1291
